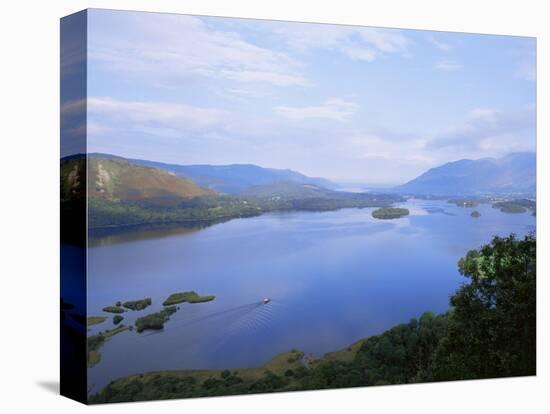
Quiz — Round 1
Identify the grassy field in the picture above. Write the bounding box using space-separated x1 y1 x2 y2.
91 349 305 398
88 341 361 403
307 338 366 368
90 338 363 395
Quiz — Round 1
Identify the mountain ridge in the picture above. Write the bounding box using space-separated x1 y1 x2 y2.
61 156 214 206
87 153 338 194
394 152 535 196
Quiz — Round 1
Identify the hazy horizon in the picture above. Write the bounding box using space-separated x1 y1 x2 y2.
62 10 536 184
83 149 534 187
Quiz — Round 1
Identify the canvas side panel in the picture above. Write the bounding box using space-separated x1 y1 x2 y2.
60 9 88 404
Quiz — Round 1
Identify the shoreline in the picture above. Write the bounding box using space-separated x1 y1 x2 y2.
88 337 368 401
87 203 400 240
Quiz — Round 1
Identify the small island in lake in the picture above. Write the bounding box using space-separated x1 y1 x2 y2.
163 291 216 306
123 298 152 311
492 199 534 214
87 316 107 327
135 306 178 333
372 207 410 220
471 210 481 218
102 306 125 314
113 315 124 325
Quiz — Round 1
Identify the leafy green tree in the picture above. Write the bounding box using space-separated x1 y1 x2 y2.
431 234 536 380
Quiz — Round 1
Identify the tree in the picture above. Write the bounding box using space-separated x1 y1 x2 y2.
431 234 536 380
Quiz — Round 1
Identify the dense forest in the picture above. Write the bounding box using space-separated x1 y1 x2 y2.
86 192 402 230
90 233 536 403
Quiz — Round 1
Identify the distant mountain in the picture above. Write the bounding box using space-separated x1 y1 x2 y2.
61 155 403 231
92 154 338 194
394 152 536 196
240 181 337 199
62 156 214 205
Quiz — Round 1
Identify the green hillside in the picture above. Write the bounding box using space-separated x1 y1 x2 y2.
60 156 403 232
87 158 214 205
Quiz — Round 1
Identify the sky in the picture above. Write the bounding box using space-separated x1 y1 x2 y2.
67 9 536 185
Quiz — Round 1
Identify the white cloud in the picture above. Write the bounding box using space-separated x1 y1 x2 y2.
346 132 429 163
220 69 310 87
309 130 435 184
89 13 308 87
87 97 230 131
429 36 452 51
358 28 409 53
267 22 409 62
274 98 358 121
225 88 269 98
323 97 358 108
426 106 536 156
341 45 377 62
434 60 463 71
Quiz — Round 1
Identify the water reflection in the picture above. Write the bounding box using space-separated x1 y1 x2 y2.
89 220 228 247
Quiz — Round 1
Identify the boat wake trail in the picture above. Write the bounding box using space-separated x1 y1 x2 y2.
210 302 281 352
141 301 264 338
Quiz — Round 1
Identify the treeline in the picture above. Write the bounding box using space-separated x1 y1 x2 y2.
90 233 536 403
87 196 263 229
86 192 401 229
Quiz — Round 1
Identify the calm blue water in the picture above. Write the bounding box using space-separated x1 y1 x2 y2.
87 199 535 392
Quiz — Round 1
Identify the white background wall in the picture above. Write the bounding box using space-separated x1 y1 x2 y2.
0 0 547 412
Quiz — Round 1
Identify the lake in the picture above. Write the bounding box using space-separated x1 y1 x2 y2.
86 199 535 393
